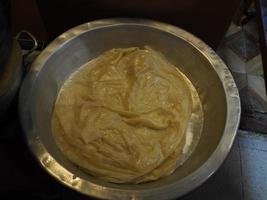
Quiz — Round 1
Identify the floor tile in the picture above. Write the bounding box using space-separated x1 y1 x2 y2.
241 149 267 200
247 75 267 102
232 72 248 90
239 86 267 112
226 23 242 37
239 131 267 151
238 132 267 200
244 19 259 42
218 48 247 73
226 31 260 61
182 140 242 200
245 55 264 76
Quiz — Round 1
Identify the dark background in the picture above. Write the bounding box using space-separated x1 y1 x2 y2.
11 0 241 49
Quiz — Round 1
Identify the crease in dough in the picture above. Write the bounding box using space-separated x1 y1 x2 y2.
52 46 202 183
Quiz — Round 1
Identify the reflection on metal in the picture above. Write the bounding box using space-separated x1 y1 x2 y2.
19 18 240 200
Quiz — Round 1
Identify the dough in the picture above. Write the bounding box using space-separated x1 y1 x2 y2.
52 47 193 183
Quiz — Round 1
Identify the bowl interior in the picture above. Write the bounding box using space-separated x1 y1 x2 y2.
31 24 226 190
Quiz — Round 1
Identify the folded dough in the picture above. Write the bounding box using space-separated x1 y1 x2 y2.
52 47 193 183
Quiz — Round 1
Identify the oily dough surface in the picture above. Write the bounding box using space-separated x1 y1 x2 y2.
52 47 194 183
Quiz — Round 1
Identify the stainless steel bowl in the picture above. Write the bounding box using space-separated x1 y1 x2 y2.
19 18 240 200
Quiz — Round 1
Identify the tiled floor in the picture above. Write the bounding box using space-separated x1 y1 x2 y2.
239 132 267 200
217 18 267 133
182 130 267 200
218 19 266 101
218 20 266 96
186 9 267 198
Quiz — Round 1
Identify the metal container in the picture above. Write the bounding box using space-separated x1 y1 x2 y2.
19 19 240 200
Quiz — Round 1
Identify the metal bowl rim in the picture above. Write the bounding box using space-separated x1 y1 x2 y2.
19 18 241 200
